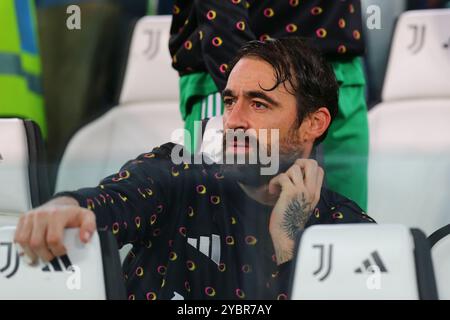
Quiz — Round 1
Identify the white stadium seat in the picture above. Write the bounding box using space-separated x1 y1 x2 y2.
290 224 438 300
118 15 180 105
55 15 183 193
429 224 450 299
0 119 50 227
382 9 450 102
368 9 450 236
0 227 125 299
55 101 183 191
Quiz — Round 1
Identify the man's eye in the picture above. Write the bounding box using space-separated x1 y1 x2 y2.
223 98 234 107
253 101 268 110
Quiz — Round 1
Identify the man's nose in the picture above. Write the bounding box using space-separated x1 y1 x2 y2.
224 101 249 130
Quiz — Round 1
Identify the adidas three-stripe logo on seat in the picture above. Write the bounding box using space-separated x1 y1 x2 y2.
354 251 388 274
42 255 73 272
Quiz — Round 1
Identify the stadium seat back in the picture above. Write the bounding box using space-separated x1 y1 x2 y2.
368 101 450 235
382 9 450 101
56 102 183 191
429 225 450 299
0 119 50 226
0 227 125 299
289 224 438 300
119 15 179 105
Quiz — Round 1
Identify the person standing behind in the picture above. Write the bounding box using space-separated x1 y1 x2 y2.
169 0 369 210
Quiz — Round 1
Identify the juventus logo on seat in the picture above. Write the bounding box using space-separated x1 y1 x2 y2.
143 29 161 60
408 24 426 54
0 242 19 279
187 234 221 266
312 244 333 281
354 251 388 274
42 255 73 272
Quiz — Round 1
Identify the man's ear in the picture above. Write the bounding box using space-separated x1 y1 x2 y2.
298 107 332 143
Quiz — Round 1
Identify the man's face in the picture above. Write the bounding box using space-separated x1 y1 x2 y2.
221 57 311 185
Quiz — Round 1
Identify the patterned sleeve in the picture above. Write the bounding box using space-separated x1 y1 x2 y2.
195 0 256 91
54 144 180 248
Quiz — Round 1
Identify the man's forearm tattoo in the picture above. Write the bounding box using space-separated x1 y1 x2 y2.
281 193 312 241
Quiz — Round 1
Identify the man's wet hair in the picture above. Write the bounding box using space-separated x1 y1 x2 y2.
228 37 339 144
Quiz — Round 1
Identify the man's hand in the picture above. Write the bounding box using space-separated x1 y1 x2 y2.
268 159 324 265
13 197 96 265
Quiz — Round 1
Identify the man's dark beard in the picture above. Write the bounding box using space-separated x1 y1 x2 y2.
219 129 304 187
220 153 300 186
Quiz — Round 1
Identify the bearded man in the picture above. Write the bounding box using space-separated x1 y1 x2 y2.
14 38 374 300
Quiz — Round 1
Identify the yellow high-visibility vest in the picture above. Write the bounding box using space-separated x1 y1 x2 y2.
0 0 47 137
